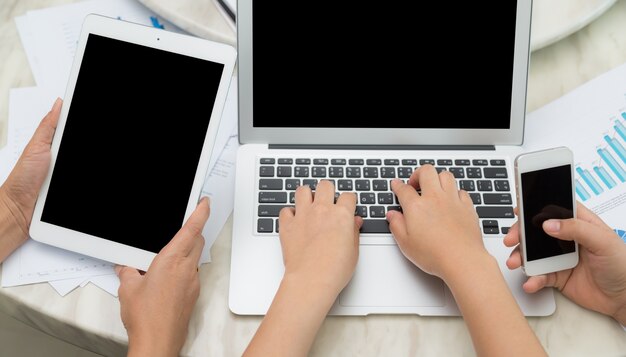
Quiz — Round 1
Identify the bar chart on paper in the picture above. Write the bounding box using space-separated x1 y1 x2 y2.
574 114 626 202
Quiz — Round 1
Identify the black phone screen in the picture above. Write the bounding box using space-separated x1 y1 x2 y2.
521 164 576 261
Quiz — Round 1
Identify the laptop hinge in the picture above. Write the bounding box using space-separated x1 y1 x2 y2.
268 144 496 151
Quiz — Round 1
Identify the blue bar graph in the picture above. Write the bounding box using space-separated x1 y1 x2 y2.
616 229 626 243
604 135 626 164
622 112 626 120
598 148 626 182
594 166 616 189
616 120 626 142
576 167 603 194
575 179 591 201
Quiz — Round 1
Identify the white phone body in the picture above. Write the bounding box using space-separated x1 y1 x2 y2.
514 146 579 276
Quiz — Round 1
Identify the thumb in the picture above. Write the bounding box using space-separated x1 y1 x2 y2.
386 210 408 243
32 98 62 146
542 218 620 254
115 265 141 282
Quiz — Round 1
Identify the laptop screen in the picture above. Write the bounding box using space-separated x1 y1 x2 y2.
238 0 531 146
252 3 517 129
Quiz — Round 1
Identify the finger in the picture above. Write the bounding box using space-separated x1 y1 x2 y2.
162 197 210 256
294 184 313 207
522 274 556 294
439 170 458 194
186 234 206 265
391 179 419 209
336 191 357 211
386 210 408 243
503 222 520 247
409 165 442 194
29 98 62 148
115 265 141 281
314 180 335 203
458 189 472 205
542 216 621 253
505 246 522 270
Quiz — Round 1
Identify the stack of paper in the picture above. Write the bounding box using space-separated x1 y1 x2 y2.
2 0 239 297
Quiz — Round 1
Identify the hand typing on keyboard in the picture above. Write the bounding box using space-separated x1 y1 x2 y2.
245 180 362 356
386 165 546 356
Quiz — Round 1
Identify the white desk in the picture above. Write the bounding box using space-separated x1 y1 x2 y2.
1 1 626 355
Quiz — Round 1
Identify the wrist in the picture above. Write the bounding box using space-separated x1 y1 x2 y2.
281 272 341 307
439 250 499 287
127 329 180 357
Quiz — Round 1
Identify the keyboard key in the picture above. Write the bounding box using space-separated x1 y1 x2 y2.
484 168 508 178
483 227 499 234
285 179 300 190
380 167 396 178
449 167 465 178
329 167 344 177
258 205 293 217
437 159 453 166
355 206 368 217
294 166 309 177
384 159 400 165
490 159 506 166
483 193 513 205
494 180 510 191
277 166 292 177
455 159 470 166
469 193 482 204
278 158 293 165
257 218 273 233
259 179 282 190
313 158 329 165
346 167 362 178
476 206 514 218
259 192 287 203
289 192 295 203
349 159 364 165
366 159 382 165
466 167 482 178
372 180 388 191
360 193 376 204
459 180 475 191
312 166 327 177
387 206 402 213
398 167 413 178
303 179 318 189
360 220 391 233
355 180 370 191
435 167 447 173
331 159 346 165
402 159 417 166
472 159 488 166
419 159 435 165
276 219 280 233
482 220 499 228
259 166 275 177
477 180 493 191
501 227 510 234
337 179 353 191
296 158 311 165
260 158 275 164
378 193 394 204
363 167 379 178
369 206 386 218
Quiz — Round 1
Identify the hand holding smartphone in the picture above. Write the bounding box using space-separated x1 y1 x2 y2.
514 146 579 276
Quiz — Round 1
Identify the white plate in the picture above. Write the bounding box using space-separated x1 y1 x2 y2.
531 0 617 51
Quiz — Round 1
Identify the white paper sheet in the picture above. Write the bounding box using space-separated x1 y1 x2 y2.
524 61 626 233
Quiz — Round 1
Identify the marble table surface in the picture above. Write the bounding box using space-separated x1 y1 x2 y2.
1 0 626 356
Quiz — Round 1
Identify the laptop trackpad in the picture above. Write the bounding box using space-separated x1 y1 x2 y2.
339 245 446 307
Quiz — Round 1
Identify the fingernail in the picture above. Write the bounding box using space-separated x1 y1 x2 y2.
53 97 62 110
200 196 210 205
543 220 561 232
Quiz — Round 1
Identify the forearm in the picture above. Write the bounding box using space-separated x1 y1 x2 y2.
0 189 29 263
444 254 546 357
244 275 337 357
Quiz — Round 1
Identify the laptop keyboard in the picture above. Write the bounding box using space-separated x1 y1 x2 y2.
255 156 515 236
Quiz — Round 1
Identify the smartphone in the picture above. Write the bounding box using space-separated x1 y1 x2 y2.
514 146 578 276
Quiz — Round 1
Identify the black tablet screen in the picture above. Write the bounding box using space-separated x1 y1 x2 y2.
41 34 224 253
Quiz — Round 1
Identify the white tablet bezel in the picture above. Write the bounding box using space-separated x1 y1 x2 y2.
29 14 236 271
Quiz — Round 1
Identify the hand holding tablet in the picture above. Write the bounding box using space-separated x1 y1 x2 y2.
29 14 236 271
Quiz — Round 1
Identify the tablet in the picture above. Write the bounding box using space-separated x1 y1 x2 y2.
29 14 236 271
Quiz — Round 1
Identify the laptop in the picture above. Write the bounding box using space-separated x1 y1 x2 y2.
230 0 556 316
